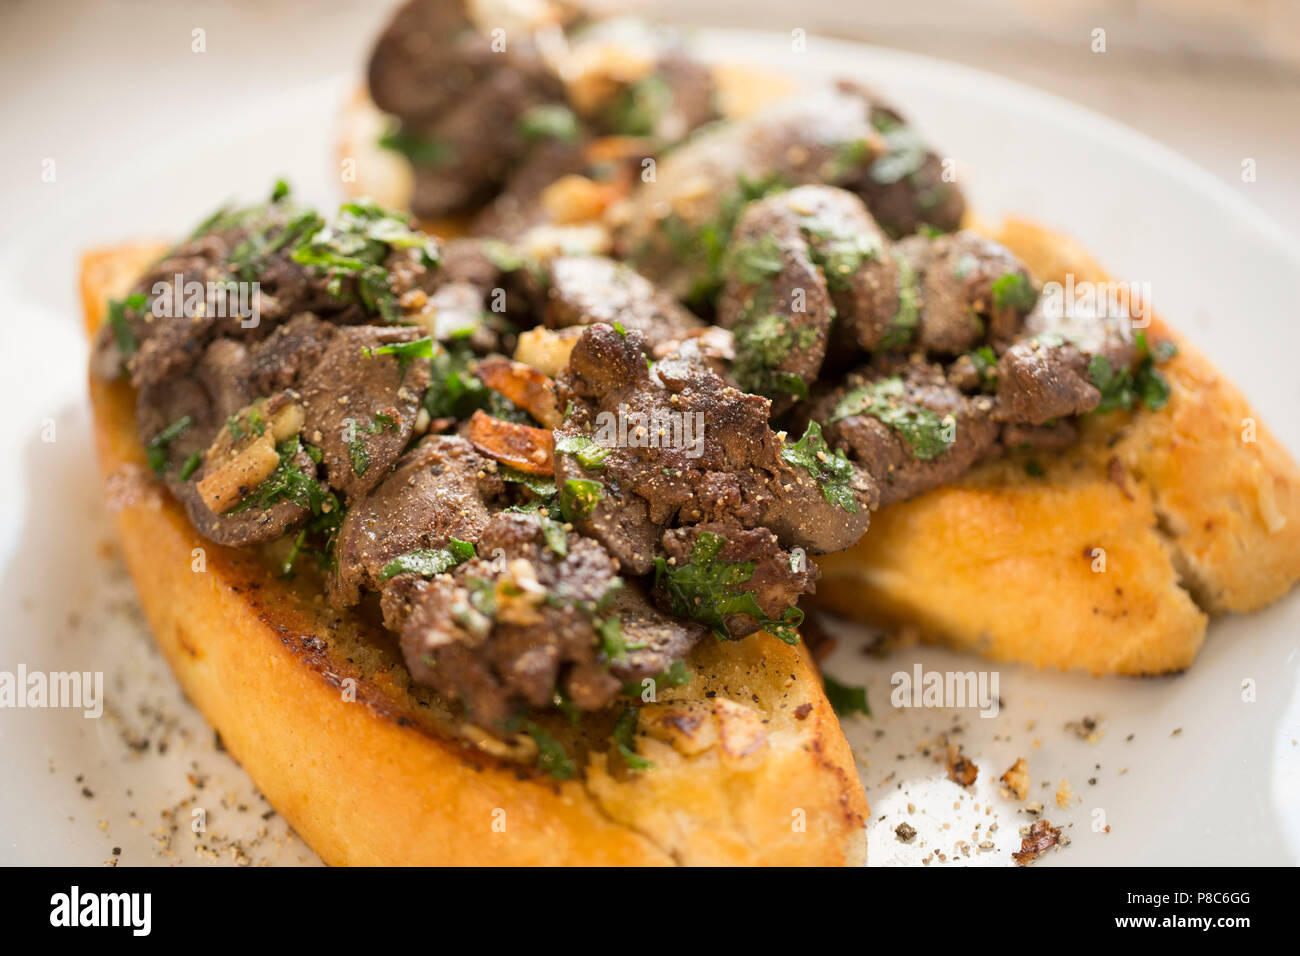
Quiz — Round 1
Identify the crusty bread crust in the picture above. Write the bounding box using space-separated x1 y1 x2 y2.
82 243 868 866
815 219 1300 674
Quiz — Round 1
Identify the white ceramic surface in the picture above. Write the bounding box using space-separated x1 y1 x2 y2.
1 27 1296 866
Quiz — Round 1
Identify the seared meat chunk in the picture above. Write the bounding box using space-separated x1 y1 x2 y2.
383 511 704 726
718 192 836 408
405 66 569 218
171 439 320 548
615 85 886 302
884 232 1036 356
298 326 432 500
367 0 499 123
544 256 704 351
616 83 966 304
994 338 1099 425
556 324 876 571
813 357 999 508
368 0 571 219
1001 420 1079 451
658 519 817 641
330 435 506 606
836 82 966 238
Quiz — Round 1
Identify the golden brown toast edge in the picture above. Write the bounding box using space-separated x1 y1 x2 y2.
814 219 1300 674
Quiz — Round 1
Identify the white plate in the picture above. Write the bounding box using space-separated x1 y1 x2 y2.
1 27 1297 866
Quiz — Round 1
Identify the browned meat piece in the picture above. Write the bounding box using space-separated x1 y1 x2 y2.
813 356 999 508
366 0 500 123
382 511 704 727
616 83 967 304
556 324 876 572
885 231 1037 356
245 314 337 395
544 255 704 351
171 437 320 548
994 338 1100 425
783 186 897 347
658 519 818 640
615 85 887 303
835 81 966 238
368 0 573 219
469 139 590 240
405 66 569 218
298 326 432 500
1001 420 1080 451
717 191 836 408
329 435 507 606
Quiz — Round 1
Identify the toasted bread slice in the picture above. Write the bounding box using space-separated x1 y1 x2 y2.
814 219 1300 674
82 243 868 866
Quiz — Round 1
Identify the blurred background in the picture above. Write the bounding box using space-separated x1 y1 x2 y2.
4 0 1296 236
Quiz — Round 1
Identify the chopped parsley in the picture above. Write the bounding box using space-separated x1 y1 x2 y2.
725 235 785 286
559 478 603 521
612 707 654 771
179 450 204 480
364 336 435 367
781 421 860 513
347 411 398 477
822 675 871 718
604 74 672 137
654 531 803 645
500 466 558 498
537 513 569 556
652 171 789 306
554 433 611 470
801 220 880 292
830 377 951 460
105 293 147 358
424 343 489 420
291 199 439 321
968 345 999 391
731 311 816 400
523 721 575 780
379 539 477 582
518 103 579 143
144 416 193 475
231 436 338 519
598 615 646 664
868 123 929 186
1088 332 1176 414
991 272 1037 312
879 252 919 349
378 125 452 166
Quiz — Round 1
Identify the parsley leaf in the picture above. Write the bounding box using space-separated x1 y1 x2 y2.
523 721 575 780
822 675 871 717
830 377 951 460
559 478 603 521
654 531 803 644
781 421 860 513
612 707 654 771
379 539 477 582
145 416 193 475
